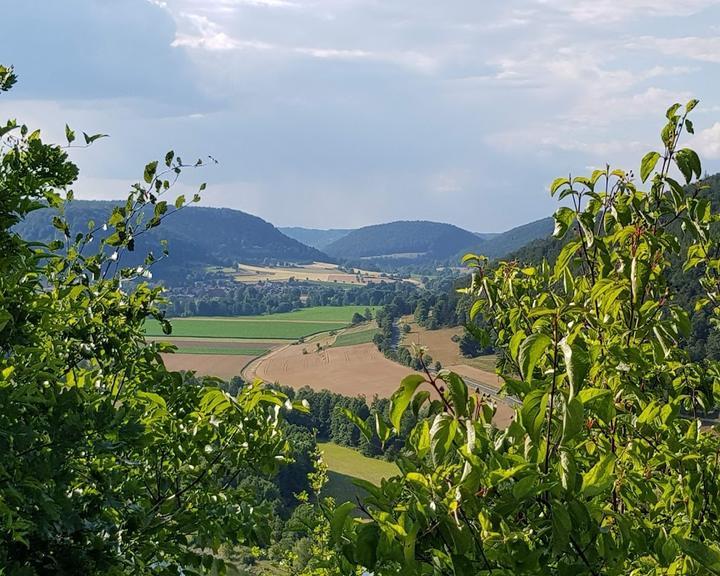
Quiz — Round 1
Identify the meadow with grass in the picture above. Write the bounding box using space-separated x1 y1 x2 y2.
146 305 376 340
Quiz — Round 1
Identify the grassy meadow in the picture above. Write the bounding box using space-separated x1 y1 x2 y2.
145 306 376 340
318 442 398 503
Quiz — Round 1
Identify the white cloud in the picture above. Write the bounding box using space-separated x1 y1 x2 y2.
629 36 720 63
537 0 720 22
693 122 720 158
171 13 274 50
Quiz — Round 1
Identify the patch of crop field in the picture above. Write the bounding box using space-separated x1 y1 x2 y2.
399 316 497 373
251 342 421 398
161 353 258 380
145 318 340 340
318 442 398 503
172 346 270 355
332 327 378 348
231 262 398 286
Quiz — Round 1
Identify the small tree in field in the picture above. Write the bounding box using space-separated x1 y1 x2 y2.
0 66 304 574
333 101 720 575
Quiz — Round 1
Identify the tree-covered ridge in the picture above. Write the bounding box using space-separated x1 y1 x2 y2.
477 216 554 259
324 220 484 261
15 199 329 282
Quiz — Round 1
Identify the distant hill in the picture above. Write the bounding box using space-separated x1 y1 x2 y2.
16 200 328 282
324 220 483 262
477 217 554 259
279 227 352 250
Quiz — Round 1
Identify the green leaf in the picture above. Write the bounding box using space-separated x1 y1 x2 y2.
330 502 355 545
582 452 616 497
411 390 431 418
440 371 468 417
560 338 589 399
686 98 699 113
553 206 575 239
375 413 391 444
640 151 661 182
174 194 185 209
676 537 720 574
389 374 425 430
562 397 584 443
518 333 552 384
429 413 457 464
354 524 379 569
144 160 158 184
550 177 569 196
0 309 11 332
552 505 572 551
666 103 681 119
65 124 75 144
83 132 108 145
521 389 548 442
341 408 372 442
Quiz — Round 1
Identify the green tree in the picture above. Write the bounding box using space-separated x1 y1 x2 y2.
0 68 304 574
335 101 720 575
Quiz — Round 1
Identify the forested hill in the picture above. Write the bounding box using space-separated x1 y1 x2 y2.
477 217 554 258
16 200 329 280
279 226 352 250
324 220 483 262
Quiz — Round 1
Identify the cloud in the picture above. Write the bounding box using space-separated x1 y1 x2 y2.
4 0 720 231
537 0 720 22
693 122 720 159
172 13 274 50
629 36 720 64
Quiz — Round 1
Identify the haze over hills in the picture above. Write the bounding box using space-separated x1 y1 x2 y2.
16 201 328 280
279 227 352 250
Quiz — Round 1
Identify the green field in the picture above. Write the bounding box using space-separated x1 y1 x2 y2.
318 442 398 503
145 306 376 340
172 346 269 356
332 327 378 348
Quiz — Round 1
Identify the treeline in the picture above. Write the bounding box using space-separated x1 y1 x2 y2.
163 279 420 317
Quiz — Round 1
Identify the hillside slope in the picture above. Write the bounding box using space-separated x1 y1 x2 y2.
324 220 483 262
279 227 352 250
16 200 328 281
478 217 554 259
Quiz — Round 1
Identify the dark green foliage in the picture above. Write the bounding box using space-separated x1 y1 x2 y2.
324 220 483 263
15 200 329 282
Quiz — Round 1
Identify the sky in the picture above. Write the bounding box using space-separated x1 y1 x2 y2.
1 0 720 232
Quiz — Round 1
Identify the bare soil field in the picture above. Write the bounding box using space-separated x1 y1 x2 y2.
247 341 515 427
249 342 421 398
161 353 257 380
401 318 497 373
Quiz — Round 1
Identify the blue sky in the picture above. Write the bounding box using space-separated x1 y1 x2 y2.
2 0 720 231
